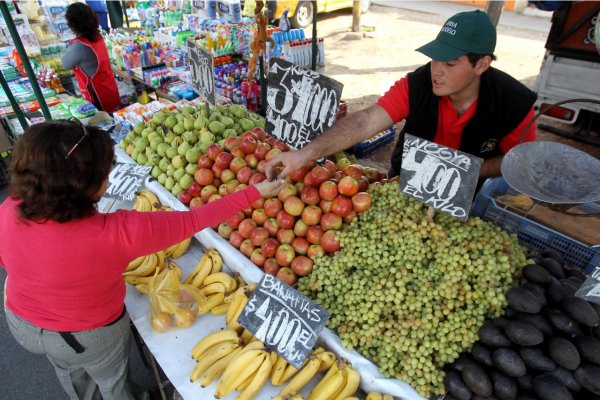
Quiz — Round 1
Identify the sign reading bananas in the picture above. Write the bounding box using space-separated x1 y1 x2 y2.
105 163 151 202
188 37 215 106
238 274 329 368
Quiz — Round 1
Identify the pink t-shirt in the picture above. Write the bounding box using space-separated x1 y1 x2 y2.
0 187 260 332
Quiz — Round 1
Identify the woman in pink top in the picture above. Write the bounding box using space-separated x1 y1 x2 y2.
0 120 285 400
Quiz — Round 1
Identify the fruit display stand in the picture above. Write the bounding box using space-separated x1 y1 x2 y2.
113 147 426 400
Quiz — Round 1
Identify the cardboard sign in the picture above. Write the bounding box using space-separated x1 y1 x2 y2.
104 163 151 202
399 134 482 220
266 57 343 150
188 38 215 105
238 274 330 368
576 266 600 304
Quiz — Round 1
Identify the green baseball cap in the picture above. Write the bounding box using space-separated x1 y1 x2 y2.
416 10 497 62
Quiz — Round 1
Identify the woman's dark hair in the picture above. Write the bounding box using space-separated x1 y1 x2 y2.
9 120 114 223
65 3 100 42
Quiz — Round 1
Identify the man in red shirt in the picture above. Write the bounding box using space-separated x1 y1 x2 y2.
266 10 537 180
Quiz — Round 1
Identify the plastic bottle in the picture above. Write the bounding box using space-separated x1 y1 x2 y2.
318 38 325 66
230 0 241 23
240 77 249 100
207 0 217 19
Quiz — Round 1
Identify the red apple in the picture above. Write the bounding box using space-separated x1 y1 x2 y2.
238 218 258 239
251 126 267 139
306 225 324 245
189 181 203 198
250 196 265 210
294 219 309 237
217 222 233 239
291 237 310 256
211 164 223 179
264 258 280 276
309 166 330 186
189 196 205 209
223 137 241 152
249 172 266 185
261 238 280 258
337 176 359 197
242 131 258 141
300 185 320 206
291 256 313 276
343 165 364 180
263 218 279 237
244 154 258 169
277 229 295 245
214 152 234 169
319 180 338 201
294 182 304 193
301 205 322 226
231 147 245 159
213 178 222 188
321 230 341 253
275 244 295 267
276 267 297 286
206 143 223 160
226 211 245 229
319 200 333 213
200 185 218 202
303 172 313 187
250 248 266 267
178 189 192 205
307 244 325 259
273 140 288 151
358 176 369 192
265 135 277 147
218 184 228 197
352 192 372 212
265 148 283 162
208 194 222 203
250 227 270 247
256 160 267 174
239 239 255 257
323 159 337 177
289 166 309 182
343 210 357 223
237 166 254 184
230 157 247 174
225 179 239 194
331 195 353 217
278 183 298 203
251 209 268 226
284 196 305 217
264 198 283 218
194 168 214 186
220 168 236 184
276 210 295 230
240 136 257 154
254 142 271 160
229 231 244 248
320 212 342 231
243 207 253 217
197 154 213 169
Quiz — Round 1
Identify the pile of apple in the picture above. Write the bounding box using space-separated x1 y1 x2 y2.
178 128 381 285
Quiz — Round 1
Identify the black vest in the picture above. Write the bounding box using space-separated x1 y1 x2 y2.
390 63 537 172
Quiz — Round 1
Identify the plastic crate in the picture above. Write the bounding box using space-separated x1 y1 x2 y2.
471 177 600 272
347 125 396 158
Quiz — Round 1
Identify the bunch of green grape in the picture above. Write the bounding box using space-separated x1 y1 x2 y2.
298 182 527 397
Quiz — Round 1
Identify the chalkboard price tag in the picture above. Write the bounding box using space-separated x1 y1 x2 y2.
399 134 483 220
266 57 343 150
576 267 600 304
188 38 215 106
104 163 151 202
237 274 330 368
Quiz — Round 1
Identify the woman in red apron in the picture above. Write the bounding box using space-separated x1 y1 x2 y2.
62 3 120 114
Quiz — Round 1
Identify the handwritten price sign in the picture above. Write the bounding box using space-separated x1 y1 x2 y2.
104 163 151 202
188 38 215 105
266 58 343 150
238 274 329 368
399 134 482 219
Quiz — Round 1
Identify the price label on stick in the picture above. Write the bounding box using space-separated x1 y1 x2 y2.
576 267 600 304
238 274 330 368
266 57 343 150
104 163 151 202
399 134 482 220
188 38 215 106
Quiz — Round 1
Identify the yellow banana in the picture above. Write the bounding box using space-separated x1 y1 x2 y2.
139 188 161 210
135 284 149 294
215 349 267 399
167 260 183 281
123 275 154 285
135 195 152 212
155 251 166 273
307 369 346 400
123 254 158 276
366 394 383 400
163 242 180 257
280 356 309 386
238 340 265 354
382 395 394 400
236 351 273 400
125 255 146 272
333 365 360 400
187 254 214 288
197 292 225 315
270 354 289 386
226 287 244 322
203 272 237 293
171 237 192 259
206 248 223 274
190 341 241 380
240 329 255 344
210 302 230 315
343 398 360 400
316 351 337 373
191 329 240 360
228 289 251 332
199 282 228 297
199 347 243 388
278 355 321 397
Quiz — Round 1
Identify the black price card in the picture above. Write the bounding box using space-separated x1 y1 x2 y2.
576 267 600 304
266 57 343 150
399 134 483 220
104 163 151 202
237 274 330 368
188 38 215 106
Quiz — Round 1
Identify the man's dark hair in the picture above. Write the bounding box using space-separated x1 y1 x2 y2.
9 120 114 223
466 53 497 67
65 3 101 42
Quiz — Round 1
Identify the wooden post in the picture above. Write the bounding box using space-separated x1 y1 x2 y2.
485 0 504 27
352 1 361 33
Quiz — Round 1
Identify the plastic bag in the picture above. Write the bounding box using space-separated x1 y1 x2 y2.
148 263 207 332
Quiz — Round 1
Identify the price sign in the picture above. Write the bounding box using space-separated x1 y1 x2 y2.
576 267 600 304
104 163 151 202
266 57 343 150
188 38 215 105
399 134 483 220
238 274 330 368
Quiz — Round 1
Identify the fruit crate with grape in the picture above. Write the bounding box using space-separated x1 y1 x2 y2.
347 125 396 158
471 177 600 272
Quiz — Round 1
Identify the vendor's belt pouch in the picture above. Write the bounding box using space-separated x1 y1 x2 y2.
58 307 126 354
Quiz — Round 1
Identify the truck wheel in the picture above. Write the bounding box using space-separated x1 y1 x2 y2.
291 1 313 29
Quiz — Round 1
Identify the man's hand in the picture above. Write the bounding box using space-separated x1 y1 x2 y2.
265 150 310 181
253 178 288 198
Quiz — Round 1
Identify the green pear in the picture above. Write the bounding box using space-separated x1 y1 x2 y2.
119 139 129 150
221 116 234 129
179 174 194 190
185 147 201 164
157 173 168 186
194 115 208 130
164 116 177 130
141 127 154 138
173 167 186 181
147 154 160 167
151 166 161 179
208 121 225 135
182 131 199 145
171 136 184 147
131 148 141 161
200 130 215 144
185 163 198 175
222 128 237 138
171 183 182 197
178 141 191 156
152 112 166 124
165 164 176 177
239 118 254 132
166 146 179 160
134 138 149 151
150 137 163 151
164 176 175 191
198 142 210 154
183 117 194 131
134 122 146 134
126 143 135 155
126 130 138 141
172 155 187 170
157 143 170 157
208 110 222 122
159 157 170 172
173 123 186 135
137 154 148 165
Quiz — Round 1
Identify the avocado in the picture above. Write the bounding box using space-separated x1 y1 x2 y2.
520 346 557 372
543 249 566 265
523 263 553 284
462 362 493 397
574 363 600 395
515 312 553 336
471 342 494 367
453 355 476 372
506 287 543 314
549 336 581 370
522 283 548 308
504 321 544 346
575 336 600 365
528 251 544 262
491 371 518 400
472 395 498 400
444 370 473 400
539 257 566 279
562 297 600 327
560 279 580 297
479 322 512 348
533 374 573 400
549 366 581 392
516 374 533 391
546 308 583 337
505 307 519 319
568 275 585 286
493 348 527 377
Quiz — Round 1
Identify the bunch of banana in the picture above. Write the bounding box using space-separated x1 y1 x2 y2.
271 395 306 400
133 189 162 212
123 250 167 292
215 346 273 400
365 393 395 400
306 359 360 400
163 237 192 259
225 284 256 332
272 347 335 389
189 328 244 383
184 248 223 288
